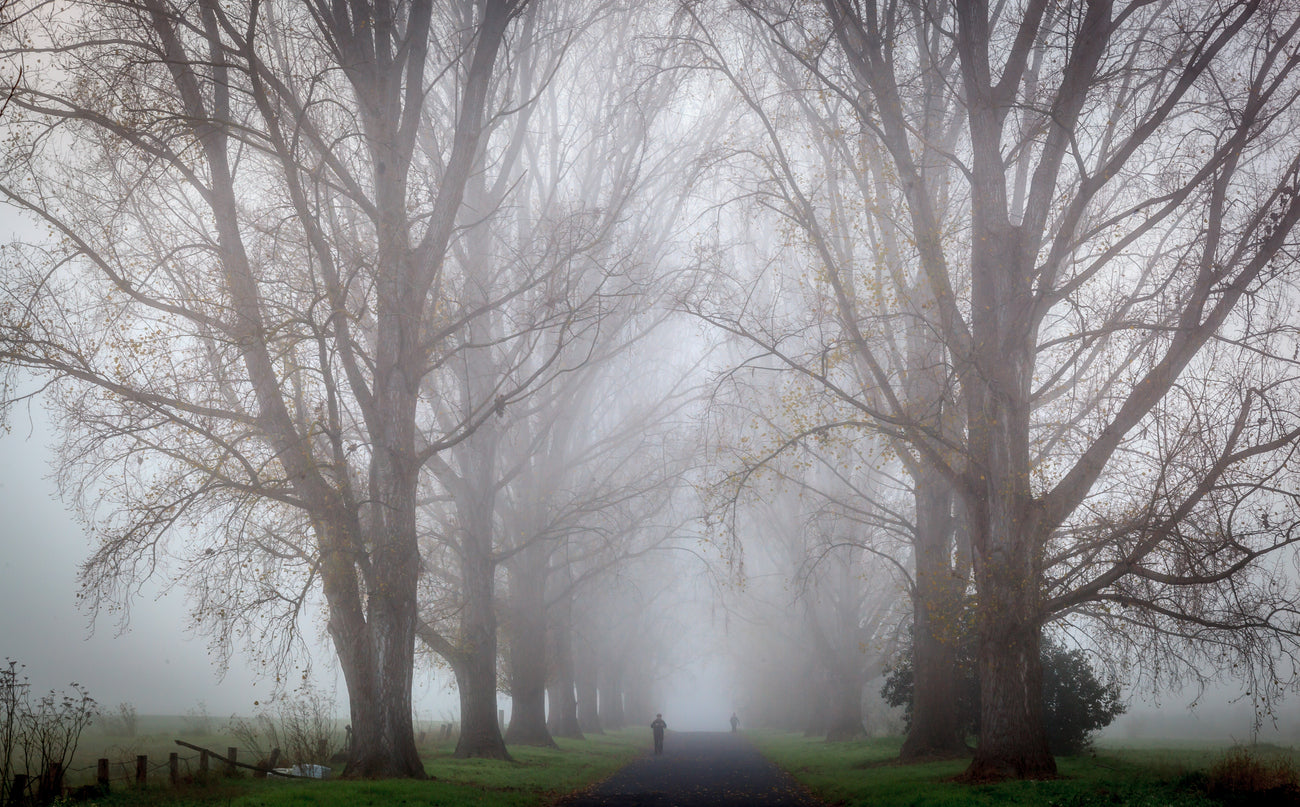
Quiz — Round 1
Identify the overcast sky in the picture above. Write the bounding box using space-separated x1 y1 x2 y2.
0 403 267 714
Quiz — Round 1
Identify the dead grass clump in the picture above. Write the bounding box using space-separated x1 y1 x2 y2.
1205 747 1300 804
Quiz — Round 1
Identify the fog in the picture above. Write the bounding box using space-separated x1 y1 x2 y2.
0 409 261 715
3 404 1299 745
2 0 1300 782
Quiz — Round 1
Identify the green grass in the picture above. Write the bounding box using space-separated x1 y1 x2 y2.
745 731 1289 806
68 729 646 807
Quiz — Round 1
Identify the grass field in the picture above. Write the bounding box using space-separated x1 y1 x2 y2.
749 731 1300 806
50 721 1300 806
59 727 646 807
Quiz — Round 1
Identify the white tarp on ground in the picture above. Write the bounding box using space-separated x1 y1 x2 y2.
272 764 331 779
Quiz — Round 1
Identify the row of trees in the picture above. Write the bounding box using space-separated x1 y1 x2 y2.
0 0 708 777
693 0 1300 780
5 0 1300 784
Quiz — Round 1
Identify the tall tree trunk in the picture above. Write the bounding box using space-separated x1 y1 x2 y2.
823 668 864 741
900 470 968 760
453 512 510 760
575 649 603 734
802 691 828 738
963 439 1051 778
801 664 829 737
548 596 583 739
970 609 1048 779
622 669 652 728
598 662 626 729
505 548 555 747
961 216 1054 778
323 521 425 778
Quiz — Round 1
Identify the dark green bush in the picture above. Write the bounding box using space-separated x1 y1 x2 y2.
882 636 1125 755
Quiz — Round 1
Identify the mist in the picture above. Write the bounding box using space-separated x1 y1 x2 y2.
2 0 1300 788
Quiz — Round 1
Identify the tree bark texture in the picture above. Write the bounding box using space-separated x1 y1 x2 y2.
505 548 556 747
900 471 968 760
959 204 1055 779
451 477 511 760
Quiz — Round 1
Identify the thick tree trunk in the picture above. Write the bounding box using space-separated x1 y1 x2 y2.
453 520 510 760
801 665 829 737
505 643 552 745
622 670 652 728
900 470 968 760
967 612 1051 779
453 647 508 760
547 597 584 739
340 638 424 778
505 549 555 747
327 591 426 777
320 489 425 778
960 221 1054 779
575 652 603 734
902 608 964 757
823 669 864 741
598 663 626 729
802 695 828 738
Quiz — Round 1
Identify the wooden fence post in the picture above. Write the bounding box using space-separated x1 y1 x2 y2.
198 750 209 782
136 754 147 786
97 758 109 789
169 752 178 786
255 747 280 779
226 747 237 777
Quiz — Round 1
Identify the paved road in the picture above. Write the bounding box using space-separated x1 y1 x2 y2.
555 731 824 807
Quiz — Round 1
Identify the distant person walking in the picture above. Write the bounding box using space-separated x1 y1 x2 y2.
651 713 667 755
730 712 739 733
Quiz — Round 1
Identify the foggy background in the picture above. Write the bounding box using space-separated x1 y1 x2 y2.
4 402 1297 741
0 381 735 725
4 1 1300 770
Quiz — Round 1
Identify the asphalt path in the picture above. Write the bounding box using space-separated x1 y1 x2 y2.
555 731 825 807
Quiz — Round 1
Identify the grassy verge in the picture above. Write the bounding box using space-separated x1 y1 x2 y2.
74 729 646 807
746 731 1285 806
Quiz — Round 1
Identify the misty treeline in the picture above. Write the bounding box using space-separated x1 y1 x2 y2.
2 0 1300 784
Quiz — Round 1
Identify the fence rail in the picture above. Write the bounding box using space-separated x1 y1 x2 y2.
6 739 318 805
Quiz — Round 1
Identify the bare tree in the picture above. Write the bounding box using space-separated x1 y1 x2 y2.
0 0 530 777
696 0 1300 780
405 0 714 756
680 1 972 759
707 382 912 739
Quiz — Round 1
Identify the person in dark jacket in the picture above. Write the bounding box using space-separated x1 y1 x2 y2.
650 713 667 754
730 712 739 733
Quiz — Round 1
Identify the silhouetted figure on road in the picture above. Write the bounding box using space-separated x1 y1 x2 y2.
650 713 667 755
730 712 739 733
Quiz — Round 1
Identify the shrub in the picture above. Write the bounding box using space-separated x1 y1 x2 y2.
182 700 214 735
882 636 1125 755
0 659 98 803
1039 642 1126 754
99 702 138 737
227 688 342 768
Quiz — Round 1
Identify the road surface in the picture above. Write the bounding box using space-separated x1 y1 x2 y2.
555 731 825 807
